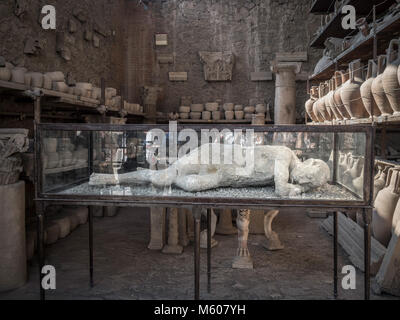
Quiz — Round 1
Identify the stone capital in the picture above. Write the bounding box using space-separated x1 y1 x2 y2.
270 61 302 74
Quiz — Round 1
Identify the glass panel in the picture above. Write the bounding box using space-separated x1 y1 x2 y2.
41 130 90 193
41 127 367 202
336 132 366 199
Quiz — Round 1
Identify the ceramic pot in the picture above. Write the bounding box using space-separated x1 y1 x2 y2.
11 67 27 84
312 87 324 122
0 67 11 81
316 82 332 121
374 167 387 201
43 74 52 89
327 78 342 120
356 17 370 37
361 59 381 118
45 71 65 82
225 111 234 120
26 72 44 88
47 152 59 169
349 157 363 179
235 111 244 120
382 39 400 115
53 81 69 93
255 104 267 113
373 167 400 246
59 151 73 167
353 171 364 196
43 138 57 153
333 71 351 119
392 197 400 232
372 55 392 116
340 59 368 119
223 103 234 112
305 86 319 122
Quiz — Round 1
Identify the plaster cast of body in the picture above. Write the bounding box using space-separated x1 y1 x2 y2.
89 143 330 197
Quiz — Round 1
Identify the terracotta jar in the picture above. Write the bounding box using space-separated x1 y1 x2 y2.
374 166 387 201
361 59 381 118
305 86 319 122
327 78 342 120
373 167 400 246
333 71 351 119
312 87 324 122
382 39 400 115
372 55 392 116
392 197 400 232
316 82 332 121
340 59 368 119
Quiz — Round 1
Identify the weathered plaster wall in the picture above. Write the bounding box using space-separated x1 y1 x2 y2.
0 0 124 89
125 0 321 123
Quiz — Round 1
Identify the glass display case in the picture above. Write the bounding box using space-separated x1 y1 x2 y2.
36 123 374 208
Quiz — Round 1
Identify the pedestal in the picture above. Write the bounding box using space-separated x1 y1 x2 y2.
232 209 253 269
148 207 166 250
262 210 284 251
162 208 183 254
0 181 26 291
271 61 302 125
216 209 237 235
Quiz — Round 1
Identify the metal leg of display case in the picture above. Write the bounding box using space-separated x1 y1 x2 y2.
37 212 45 300
193 207 202 300
363 208 372 300
333 211 338 299
207 209 211 294
89 206 94 288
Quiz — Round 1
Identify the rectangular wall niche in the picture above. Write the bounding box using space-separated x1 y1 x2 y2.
155 34 168 46
169 72 188 81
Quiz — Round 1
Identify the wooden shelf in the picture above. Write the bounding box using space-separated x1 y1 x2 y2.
310 0 397 48
307 114 400 126
309 11 400 81
310 0 336 14
0 80 145 117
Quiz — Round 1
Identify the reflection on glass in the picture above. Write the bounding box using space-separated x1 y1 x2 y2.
41 128 366 201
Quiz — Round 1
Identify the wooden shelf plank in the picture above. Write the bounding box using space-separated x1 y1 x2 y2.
309 11 400 81
310 0 397 48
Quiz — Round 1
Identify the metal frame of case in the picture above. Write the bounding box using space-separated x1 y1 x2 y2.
34 122 375 300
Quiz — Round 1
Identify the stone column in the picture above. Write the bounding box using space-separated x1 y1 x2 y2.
162 208 183 254
216 209 237 235
232 209 253 269
147 207 166 250
0 181 26 291
271 61 302 125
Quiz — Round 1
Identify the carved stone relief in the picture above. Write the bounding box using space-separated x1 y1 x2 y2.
199 51 234 81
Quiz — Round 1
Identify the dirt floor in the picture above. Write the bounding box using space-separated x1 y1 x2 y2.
0 207 398 300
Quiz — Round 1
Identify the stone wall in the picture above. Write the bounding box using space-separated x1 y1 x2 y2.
124 0 322 123
0 0 124 89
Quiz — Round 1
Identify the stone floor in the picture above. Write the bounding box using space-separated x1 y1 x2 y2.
0 207 398 300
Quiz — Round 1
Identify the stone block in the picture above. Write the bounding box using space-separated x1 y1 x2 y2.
155 34 168 46
250 72 273 81
169 72 187 81
276 51 308 62
157 54 174 64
